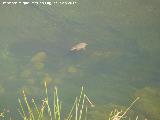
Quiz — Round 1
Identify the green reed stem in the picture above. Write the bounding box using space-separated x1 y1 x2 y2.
79 94 85 120
53 86 61 120
22 90 35 120
32 99 39 115
44 82 53 120
18 98 27 119
66 98 77 120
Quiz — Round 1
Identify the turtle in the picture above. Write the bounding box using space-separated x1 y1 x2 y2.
70 42 88 51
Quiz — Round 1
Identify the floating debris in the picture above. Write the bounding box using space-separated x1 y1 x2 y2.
70 42 88 51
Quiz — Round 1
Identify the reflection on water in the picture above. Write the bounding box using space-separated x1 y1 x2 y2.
0 0 160 119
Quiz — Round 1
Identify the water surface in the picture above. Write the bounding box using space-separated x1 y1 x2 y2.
0 0 160 119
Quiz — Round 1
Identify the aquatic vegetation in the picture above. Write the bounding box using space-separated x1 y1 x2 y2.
108 97 139 120
17 83 140 120
0 50 18 77
67 66 78 73
87 105 109 120
34 62 45 70
19 86 42 96
0 80 141 120
26 79 35 85
18 82 94 120
0 44 11 60
41 73 62 86
8 75 17 81
20 69 32 78
0 84 5 95
31 52 47 70
88 97 139 120
31 52 47 63
134 87 160 120
41 73 53 85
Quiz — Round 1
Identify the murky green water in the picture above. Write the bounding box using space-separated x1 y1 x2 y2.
0 0 160 119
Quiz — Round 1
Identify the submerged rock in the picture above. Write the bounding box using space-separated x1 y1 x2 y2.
70 42 88 51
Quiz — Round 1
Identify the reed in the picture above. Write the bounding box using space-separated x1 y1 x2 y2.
109 97 140 120
15 82 140 120
18 82 95 120
66 86 95 120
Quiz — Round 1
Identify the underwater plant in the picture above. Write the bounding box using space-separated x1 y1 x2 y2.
41 73 53 85
20 69 32 78
34 62 45 70
0 82 141 120
88 97 140 120
31 51 47 70
108 97 139 120
0 84 5 95
31 52 47 64
67 66 78 73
